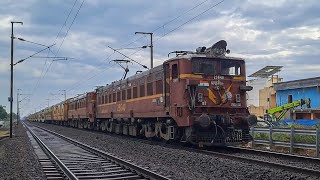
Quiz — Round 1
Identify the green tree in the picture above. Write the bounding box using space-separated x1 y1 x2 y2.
7 112 17 120
0 105 8 120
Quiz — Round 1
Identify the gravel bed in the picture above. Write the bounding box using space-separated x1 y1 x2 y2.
33 122 320 180
0 123 45 180
222 148 320 171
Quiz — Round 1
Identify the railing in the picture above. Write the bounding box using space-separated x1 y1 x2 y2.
251 126 320 157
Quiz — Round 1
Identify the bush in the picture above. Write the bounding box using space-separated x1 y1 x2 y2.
252 127 317 144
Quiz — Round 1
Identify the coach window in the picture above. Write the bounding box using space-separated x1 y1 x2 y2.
117 91 121 101
122 90 126 100
155 80 163 94
172 64 178 79
147 82 153 96
127 88 132 99
140 84 145 97
133 86 138 98
109 94 112 103
113 93 116 102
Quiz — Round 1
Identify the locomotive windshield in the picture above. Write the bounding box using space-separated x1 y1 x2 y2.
192 57 217 75
221 60 242 76
191 57 243 76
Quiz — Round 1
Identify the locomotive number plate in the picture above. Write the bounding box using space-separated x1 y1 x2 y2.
214 75 224 80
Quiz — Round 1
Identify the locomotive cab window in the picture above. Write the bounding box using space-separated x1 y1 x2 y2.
221 60 242 76
191 57 216 75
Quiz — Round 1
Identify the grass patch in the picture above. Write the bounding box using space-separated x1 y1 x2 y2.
252 126 318 144
0 130 9 137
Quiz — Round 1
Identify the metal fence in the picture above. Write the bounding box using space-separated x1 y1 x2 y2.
251 127 320 157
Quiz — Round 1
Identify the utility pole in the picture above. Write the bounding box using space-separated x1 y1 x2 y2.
17 90 31 124
135 32 153 68
17 88 21 124
9 21 23 138
46 99 50 108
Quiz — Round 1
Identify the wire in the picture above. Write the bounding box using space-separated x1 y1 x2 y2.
62 0 224 95
26 0 85 114
30 0 224 114
56 0 85 56
127 0 225 57
122 0 212 48
41 0 85 86
54 0 78 42
156 0 225 41
62 0 214 93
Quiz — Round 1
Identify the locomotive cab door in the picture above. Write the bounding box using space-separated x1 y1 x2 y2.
86 92 96 123
164 63 170 107
164 61 180 109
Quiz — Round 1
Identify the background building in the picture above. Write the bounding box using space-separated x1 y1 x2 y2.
247 66 283 118
274 77 320 120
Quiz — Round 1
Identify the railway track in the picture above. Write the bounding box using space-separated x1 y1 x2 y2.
197 147 320 177
23 122 169 180
31 122 320 178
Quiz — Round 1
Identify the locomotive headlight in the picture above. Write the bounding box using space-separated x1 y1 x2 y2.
197 114 211 128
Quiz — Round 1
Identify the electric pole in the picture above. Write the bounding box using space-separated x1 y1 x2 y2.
9 21 23 138
17 89 21 124
135 32 153 68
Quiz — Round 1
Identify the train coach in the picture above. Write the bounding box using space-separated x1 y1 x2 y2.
28 40 257 147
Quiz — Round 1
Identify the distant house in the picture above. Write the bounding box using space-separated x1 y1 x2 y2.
247 66 283 117
274 77 320 120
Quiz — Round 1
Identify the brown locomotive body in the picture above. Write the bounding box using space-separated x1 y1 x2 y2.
52 102 64 121
67 92 96 128
28 40 256 146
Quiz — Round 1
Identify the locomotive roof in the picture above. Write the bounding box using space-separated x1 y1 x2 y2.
96 54 245 93
96 64 163 92
165 53 245 63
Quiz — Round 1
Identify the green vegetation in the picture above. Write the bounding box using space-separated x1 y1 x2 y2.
253 124 318 145
0 105 7 120
0 130 9 137
0 105 17 121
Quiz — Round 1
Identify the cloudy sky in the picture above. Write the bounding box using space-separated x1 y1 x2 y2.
0 0 319 116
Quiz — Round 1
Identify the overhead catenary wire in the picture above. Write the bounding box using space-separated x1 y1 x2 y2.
27 0 80 100
63 0 217 94
24 0 84 115
28 0 224 115
125 0 226 58
30 0 85 96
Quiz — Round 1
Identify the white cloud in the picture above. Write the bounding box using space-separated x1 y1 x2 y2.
1 0 319 116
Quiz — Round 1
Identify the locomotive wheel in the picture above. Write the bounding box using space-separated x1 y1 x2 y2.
83 121 88 129
101 121 106 131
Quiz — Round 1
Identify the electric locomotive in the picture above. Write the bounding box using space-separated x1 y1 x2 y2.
28 40 257 147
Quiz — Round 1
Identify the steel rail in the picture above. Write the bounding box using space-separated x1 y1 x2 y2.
30 122 320 177
23 122 78 180
227 146 320 163
30 123 170 180
196 148 320 177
